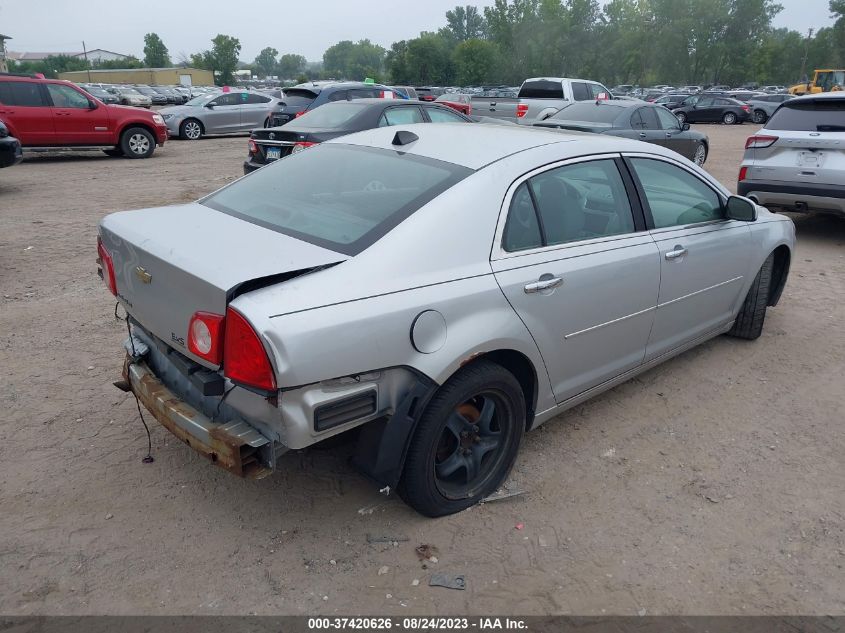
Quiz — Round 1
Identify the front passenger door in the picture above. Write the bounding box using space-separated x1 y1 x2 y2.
492 158 660 403
626 157 752 360
204 93 242 133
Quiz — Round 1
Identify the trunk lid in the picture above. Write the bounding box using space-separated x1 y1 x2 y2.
99 202 346 368
533 121 612 134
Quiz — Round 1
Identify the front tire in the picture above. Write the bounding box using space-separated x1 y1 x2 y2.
693 143 708 166
119 127 155 159
723 111 738 125
399 360 525 517
728 253 774 340
675 111 687 124
179 118 203 140
752 109 767 124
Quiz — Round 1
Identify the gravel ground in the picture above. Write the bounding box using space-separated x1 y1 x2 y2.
0 124 843 616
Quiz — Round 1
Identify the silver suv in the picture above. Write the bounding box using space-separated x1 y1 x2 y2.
739 92 845 217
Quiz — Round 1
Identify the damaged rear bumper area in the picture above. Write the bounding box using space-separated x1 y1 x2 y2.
121 356 274 479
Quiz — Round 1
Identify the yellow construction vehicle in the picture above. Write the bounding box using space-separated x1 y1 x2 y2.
788 69 845 95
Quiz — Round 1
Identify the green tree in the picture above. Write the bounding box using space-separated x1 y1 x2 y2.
445 5 487 41
278 53 307 79
191 34 242 85
453 39 500 84
143 32 171 68
11 54 88 78
405 33 455 84
254 47 279 77
96 57 144 70
323 39 385 80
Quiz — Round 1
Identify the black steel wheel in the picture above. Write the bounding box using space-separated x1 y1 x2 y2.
399 360 525 517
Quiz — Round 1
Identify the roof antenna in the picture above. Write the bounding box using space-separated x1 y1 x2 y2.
392 130 419 146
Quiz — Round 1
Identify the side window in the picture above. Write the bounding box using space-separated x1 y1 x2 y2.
328 90 349 102
426 107 466 123
697 98 714 107
0 82 13 105
571 82 591 101
245 93 270 104
630 158 723 228
716 99 732 106
380 107 424 126
638 107 660 130
502 183 542 252
6 81 48 107
655 106 681 130
46 84 91 109
530 160 636 245
348 88 380 99
211 94 239 106
588 83 609 99
630 109 645 129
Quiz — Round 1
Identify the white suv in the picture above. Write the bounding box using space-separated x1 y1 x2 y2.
738 92 845 217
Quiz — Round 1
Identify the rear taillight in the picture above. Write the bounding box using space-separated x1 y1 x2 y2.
516 103 528 118
741 104 750 112
97 236 117 296
188 311 225 364
223 307 276 392
294 111 306 118
738 166 748 182
291 141 316 154
247 138 257 155
745 135 778 149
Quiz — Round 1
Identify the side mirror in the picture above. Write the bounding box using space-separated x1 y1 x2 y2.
88 99 98 110
206 102 216 109
726 195 757 222
682 122 690 131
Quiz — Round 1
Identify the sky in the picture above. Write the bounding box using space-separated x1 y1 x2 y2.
0 0 834 62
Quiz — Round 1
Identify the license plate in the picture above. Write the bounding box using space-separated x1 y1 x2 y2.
797 151 822 168
265 147 281 161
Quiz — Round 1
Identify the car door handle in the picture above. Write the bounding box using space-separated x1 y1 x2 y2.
524 276 563 294
639 132 647 138
665 247 688 260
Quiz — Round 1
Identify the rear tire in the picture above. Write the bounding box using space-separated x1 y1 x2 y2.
728 253 774 340
399 360 525 517
119 127 155 159
752 109 767 124
723 111 737 125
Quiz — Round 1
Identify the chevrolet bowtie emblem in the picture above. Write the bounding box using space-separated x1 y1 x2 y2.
134 266 152 284
269 132 275 139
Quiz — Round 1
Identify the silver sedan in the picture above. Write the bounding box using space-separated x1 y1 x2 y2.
98 124 794 516
160 90 279 140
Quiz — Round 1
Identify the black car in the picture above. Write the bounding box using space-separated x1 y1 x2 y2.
245 99 472 173
652 93 693 110
80 85 119 104
134 85 168 105
673 96 751 125
416 87 446 102
268 82 397 127
532 100 710 166
0 119 23 170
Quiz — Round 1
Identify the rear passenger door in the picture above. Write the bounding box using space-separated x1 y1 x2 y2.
626 106 662 144
492 157 660 403
0 80 56 145
625 156 751 360
239 93 273 129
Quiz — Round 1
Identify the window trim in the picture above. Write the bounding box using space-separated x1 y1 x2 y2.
492 153 647 261
380 104 425 126
621 154 730 233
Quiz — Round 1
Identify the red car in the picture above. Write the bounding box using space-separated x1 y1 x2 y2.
0 73 168 158
434 93 472 116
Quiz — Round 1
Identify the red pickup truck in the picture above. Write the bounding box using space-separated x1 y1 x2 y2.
0 73 168 158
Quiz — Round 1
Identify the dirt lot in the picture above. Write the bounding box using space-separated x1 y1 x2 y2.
1 124 843 616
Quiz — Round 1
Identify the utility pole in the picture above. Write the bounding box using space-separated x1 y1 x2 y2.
82 40 92 82
799 28 814 84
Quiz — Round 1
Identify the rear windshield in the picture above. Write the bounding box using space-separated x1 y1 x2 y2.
283 88 319 101
202 144 472 255
550 102 623 122
767 99 845 131
518 80 564 99
294 102 368 128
